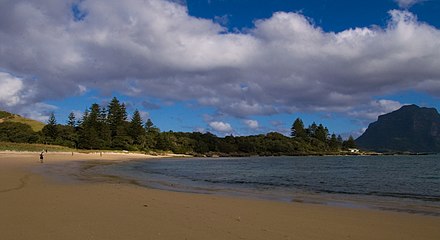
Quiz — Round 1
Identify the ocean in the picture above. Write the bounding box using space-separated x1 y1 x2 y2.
85 155 440 216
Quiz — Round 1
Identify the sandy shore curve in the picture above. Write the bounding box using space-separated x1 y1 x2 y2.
1 151 439 240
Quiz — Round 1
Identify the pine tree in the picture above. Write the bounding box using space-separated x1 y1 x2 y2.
307 122 318 138
145 118 154 131
343 135 357 149
107 97 123 137
329 133 340 151
78 104 101 149
67 112 76 127
42 112 58 144
145 118 159 149
48 112 57 125
315 124 329 142
291 118 306 138
120 103 128 121
88 103 101 126
337 135 344 146
129 110 146 146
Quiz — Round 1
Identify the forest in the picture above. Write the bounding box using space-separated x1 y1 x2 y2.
0 97 357 156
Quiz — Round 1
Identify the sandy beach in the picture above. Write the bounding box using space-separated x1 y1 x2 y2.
1 152 439 240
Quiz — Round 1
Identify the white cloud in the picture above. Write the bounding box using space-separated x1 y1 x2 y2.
348 99 404 122
243 119 259 129
19 102 58 123
395 0 424 8
0 0 439 124
194 127 206 133
209 121 233 133
0 72 24 107
138 110 150 122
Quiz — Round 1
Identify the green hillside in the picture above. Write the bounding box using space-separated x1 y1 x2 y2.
0 110 45 132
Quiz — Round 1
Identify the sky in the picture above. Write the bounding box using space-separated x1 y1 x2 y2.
0 0 439 138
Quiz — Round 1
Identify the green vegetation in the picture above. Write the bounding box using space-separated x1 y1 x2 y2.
0 110 45 131
0 142 73 152
0 97 356 155
0 110 13 119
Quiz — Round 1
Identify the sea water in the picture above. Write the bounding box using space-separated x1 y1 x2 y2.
86 155 440 215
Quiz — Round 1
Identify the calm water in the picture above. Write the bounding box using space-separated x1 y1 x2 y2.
87 155 440 215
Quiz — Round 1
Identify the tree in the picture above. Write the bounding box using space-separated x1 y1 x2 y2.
329 133 340 151
144 118 160 149
106 97 131 149
77 103 111 149
67 112 76 127
107 97 123 137
56 125 78 148
156 132 175 151
315 124 329 142
129 109 146 147
42 112 58 144
337 135 344 145
291 118 306 138
78 105 101 149
0 122 39 143
120 103 128 121
343 135 357 149
307 122 318 138
145 118 158 132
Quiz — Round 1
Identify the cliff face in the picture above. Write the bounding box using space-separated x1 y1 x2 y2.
356 105 440 153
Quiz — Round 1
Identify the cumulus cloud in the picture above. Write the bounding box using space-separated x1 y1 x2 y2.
209 121 233 133
19 102 58 123
395 0 424 8
0 0 439 124
243 119 259 129
348 99 404 123
0 72 24 107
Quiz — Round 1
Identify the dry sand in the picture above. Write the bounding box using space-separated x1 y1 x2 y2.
1 152 439 240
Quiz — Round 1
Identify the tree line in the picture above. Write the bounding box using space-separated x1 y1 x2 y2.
0 97 357 156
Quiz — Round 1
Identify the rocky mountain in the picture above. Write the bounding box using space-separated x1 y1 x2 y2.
356 105 440 153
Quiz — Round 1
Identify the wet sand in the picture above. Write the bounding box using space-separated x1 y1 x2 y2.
1 152 439 240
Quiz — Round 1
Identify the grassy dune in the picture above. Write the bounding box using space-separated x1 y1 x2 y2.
0 111 45 132
0 142 74 152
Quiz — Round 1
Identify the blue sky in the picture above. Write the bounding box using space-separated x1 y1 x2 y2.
0 0 439 138
188 0 440 32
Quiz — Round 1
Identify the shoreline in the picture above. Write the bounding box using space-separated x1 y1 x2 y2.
1 152 440 239
76 156 440 217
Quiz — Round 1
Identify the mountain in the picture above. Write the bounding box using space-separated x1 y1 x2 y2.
0 110 45 132
356 105 440 153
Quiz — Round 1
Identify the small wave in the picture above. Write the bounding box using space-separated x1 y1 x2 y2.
368 192 440 202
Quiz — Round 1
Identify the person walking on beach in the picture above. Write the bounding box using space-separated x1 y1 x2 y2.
39 151 44 163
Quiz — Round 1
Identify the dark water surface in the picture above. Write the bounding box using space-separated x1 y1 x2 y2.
87 155 440 215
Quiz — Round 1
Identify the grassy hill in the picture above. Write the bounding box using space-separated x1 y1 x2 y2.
0 110 45 132
0 142 75 152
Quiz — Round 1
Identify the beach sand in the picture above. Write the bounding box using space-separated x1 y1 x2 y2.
1 152 439 240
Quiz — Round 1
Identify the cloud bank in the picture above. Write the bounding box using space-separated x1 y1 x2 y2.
0 0 439 121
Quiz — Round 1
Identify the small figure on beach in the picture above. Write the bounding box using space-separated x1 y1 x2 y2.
39 151 44 163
